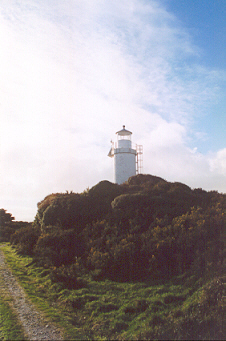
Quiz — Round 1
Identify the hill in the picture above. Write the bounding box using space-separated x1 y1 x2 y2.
1 174 225 339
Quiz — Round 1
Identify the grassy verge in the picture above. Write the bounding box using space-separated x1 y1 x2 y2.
1 243 224 340
0 284 27 341
0 243 86 340
0 245 26 340
0 296 27 340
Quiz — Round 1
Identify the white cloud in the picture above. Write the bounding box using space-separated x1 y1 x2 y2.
0 0 225 220
209 149 226 175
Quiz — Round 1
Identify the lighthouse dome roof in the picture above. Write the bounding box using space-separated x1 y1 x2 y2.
116 125 132 136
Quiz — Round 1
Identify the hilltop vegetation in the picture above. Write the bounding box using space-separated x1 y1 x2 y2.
1 174 225 339
9 174 225 282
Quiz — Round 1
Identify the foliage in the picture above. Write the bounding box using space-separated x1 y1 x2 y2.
33 228 85 267
49 264 86 290
0 208 31 243
0 208 14 225
10 225 41 255
1 243 225 340
34 181 123 231
2 174 225 338
5 174 226 284
83 198 225 282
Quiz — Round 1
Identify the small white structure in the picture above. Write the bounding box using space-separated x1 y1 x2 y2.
108 125 143 184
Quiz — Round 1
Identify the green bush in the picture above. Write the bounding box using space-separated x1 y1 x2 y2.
34 228 85 266
10 226 41 255
0 226 15 242
50 264 86 290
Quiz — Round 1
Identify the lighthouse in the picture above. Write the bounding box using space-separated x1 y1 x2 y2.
108 125 143 184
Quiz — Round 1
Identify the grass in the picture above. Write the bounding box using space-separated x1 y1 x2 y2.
1 243 224 340
0 295 27 340
0 297 26 340
0 246 26 340
0 244 87 340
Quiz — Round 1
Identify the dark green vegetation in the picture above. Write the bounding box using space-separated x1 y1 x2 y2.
1 174 225 340
0 209 31 243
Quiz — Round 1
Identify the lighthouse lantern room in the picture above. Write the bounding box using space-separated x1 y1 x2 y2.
108 125 143 184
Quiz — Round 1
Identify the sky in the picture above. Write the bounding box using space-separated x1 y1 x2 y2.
0 0 225 221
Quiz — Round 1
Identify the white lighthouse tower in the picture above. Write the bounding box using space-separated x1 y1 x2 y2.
108 125 143 184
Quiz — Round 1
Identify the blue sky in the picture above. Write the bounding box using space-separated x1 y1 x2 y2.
166 0 226 68
0 0 225 221
165 0 226 153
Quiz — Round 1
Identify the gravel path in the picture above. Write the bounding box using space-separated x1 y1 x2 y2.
0 246 63 340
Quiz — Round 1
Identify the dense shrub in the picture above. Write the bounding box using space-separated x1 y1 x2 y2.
0 209 14 225
0 209 31 242
126 174 166 187
0 226 16 243
34 181 123 231
50 264 86 289
1 175 225 341
10 226 41 255
7 174 225 286
34 228 86 267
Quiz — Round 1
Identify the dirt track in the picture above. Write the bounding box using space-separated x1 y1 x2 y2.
0 246 63 340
